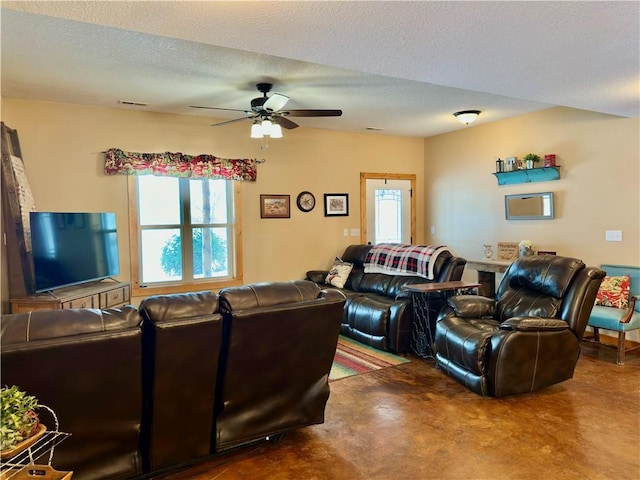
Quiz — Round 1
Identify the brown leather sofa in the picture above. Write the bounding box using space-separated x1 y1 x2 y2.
1 306 144 480
307 244 467 353
434 255 606 397
0 280 345 480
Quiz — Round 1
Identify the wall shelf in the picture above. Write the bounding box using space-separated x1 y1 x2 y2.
493 166 561 185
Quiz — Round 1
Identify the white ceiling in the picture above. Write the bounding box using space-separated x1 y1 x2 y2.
1 1 638 138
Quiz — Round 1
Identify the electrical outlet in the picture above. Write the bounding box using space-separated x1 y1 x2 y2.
430 226 435 234
605 230 622 242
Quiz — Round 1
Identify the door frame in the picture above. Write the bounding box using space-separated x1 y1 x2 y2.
359 172 416 244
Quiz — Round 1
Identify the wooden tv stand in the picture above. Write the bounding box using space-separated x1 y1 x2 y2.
10 279 131 313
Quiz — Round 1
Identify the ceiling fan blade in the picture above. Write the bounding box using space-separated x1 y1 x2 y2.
211 116 254 127
274 116 299 130
263 93 289 112
191 105 252 114
285 109 343 117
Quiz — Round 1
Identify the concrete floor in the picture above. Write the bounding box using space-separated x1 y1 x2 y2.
158 343 640 480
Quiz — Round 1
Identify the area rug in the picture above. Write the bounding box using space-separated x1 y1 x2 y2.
329 335 410 381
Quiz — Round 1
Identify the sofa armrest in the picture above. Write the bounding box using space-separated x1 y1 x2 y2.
447 295 496 319
499 317 568 332
307 270 328 284
320 288 347 302
395 291 412 300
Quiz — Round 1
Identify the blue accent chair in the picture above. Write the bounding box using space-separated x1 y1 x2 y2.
587 265 640 365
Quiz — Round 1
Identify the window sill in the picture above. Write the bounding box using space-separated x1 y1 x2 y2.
131 277 243 298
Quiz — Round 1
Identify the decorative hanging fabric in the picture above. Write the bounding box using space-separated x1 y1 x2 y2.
104 148 257 181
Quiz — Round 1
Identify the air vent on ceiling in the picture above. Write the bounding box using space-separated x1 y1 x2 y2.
119 100 148 107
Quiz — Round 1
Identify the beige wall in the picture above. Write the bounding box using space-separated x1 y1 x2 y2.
2 100 638 323
424 107 639 277
423 107 640 343
0 98 425 309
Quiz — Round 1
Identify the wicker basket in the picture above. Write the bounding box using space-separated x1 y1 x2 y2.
0 425 47 460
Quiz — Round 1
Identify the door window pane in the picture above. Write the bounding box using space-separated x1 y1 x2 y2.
375 189 403 244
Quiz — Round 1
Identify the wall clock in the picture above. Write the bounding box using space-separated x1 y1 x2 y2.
296 191 316 212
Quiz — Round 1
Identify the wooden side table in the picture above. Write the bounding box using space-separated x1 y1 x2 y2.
403 281 481 359
465 260 512 298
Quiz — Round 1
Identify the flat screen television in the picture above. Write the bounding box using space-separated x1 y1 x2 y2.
30 212 120 293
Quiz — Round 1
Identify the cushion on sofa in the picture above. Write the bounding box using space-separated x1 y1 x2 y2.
219 280 322 311
505 255 585 298
586 305 640 331
325 257 353 288
496 288 562 321
357 273 394 296
595 275 631 309
1 307 141 345
343 295 392 350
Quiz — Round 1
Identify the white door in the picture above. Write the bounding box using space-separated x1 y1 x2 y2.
363 177 414 244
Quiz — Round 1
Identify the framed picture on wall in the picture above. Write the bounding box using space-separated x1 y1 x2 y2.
260 194 290 218
324 193 349 217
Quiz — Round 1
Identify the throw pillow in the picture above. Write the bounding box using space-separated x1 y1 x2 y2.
325 257 353 289
595 275 631 309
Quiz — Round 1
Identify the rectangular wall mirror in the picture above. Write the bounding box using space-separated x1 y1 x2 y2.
505 192 554 220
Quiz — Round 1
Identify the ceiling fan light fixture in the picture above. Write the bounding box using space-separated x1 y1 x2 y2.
270 123 283 139
260 119 273 136
250 121 263 138
453 110 481 125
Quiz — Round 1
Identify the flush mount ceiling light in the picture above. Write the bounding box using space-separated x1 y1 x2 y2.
453 110 481 125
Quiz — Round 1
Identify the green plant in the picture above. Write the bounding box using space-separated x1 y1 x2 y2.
0 386 41 451
523 153 541 164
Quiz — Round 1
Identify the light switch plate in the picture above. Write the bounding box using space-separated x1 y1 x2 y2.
605 230 622 242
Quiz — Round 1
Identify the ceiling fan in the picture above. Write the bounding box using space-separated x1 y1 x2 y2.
190 82 343 134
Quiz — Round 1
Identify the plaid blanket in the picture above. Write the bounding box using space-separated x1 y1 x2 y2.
364 243 453 280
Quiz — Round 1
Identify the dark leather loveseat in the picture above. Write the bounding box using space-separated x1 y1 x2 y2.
307 244 466 353
1 280 345 480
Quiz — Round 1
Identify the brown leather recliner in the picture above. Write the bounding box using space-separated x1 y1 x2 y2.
0 307 143 480
216 280 345 451
434 255 606 397
138 291 223 473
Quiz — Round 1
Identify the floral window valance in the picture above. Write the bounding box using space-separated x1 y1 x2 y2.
104 148 257 181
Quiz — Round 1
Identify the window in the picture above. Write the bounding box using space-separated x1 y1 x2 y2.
374 188 403 244
128 176 242 296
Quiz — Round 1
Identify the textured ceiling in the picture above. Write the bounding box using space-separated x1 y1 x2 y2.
1 1 638 138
